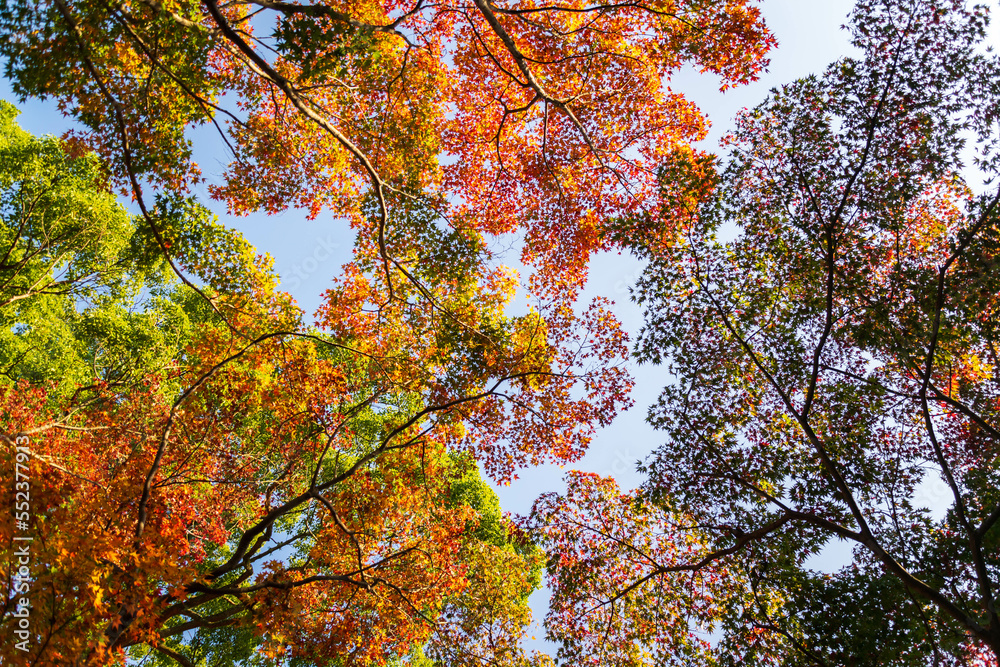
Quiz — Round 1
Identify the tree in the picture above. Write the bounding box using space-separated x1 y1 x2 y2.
0 99 188 400
0 108 573 665
531 0 1000 664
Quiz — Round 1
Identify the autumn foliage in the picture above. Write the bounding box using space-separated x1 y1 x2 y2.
533 1 1000 664
0 0 772 292
9 0 1000 663
0 0 776 664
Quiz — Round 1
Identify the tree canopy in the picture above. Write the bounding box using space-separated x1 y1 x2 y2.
0 0 776 664
0 0 772 295
7 0 1000 665
532 0 1000 664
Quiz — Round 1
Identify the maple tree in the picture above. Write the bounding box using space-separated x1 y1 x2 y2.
0 0 773 297
531 0 1000 664
0 0 777 664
